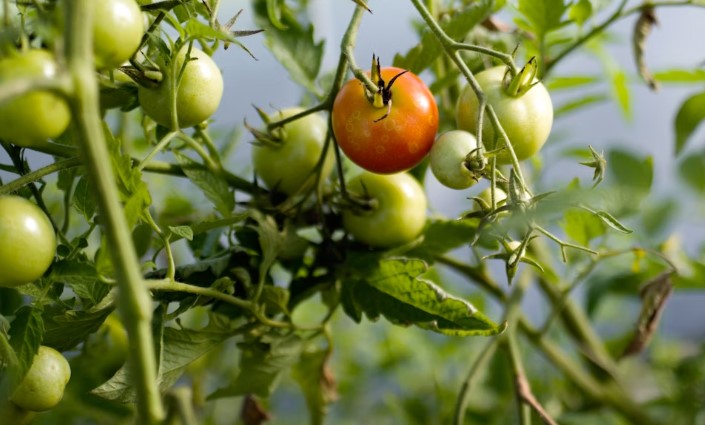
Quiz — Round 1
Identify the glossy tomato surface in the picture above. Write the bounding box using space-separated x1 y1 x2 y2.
138 46 223 129
456 66 553 164
93 0 145 69
430 130 479 190
252 108 334 196
0 196 57 287
342 172 427 248
332 67 439 174
10 346 71 412
0 50 71 147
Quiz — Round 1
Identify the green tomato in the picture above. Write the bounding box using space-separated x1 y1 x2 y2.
11 346 71 412
430 130 479 190
0 196 57 288
475 186 507 212
138 46 223 129
93 0 145 69
0 50 71 147
252 108 334 196
456 66 553 163
342 172 427 248
82 314 129 378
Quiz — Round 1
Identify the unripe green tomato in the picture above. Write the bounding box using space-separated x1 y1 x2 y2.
11 346 71 412
138 46 223 128
252 108 334 196
93 0 145 69
430 130 479 190
456 66 553 164
0 50 71 147
475 186 507 212
82 314 129 378
342 172 427 248
0 196 57 288
0 400 35 425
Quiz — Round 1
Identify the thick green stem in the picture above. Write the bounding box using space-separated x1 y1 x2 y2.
0 157 81 196
62 1 164 423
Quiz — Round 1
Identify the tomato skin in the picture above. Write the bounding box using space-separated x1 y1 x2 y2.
10 346 71 412
0 196 57 288
342 172 427 248
430 130 479 190
332 67 439 174
456 66 553 163
138 46 223 129
0 50 71 147
93 0 145 69
252 108 334 196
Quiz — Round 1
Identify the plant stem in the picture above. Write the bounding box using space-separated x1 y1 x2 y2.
62 1 164 423
452 336 500 425
0 156 81 196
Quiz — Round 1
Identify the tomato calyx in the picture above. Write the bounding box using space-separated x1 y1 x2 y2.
245 106 287 148
505 56 540 97
365 54 409 122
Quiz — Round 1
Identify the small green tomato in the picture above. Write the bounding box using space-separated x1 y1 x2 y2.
93 0 145 69
10 346 71 412
342 172 427 248
430 130 480 190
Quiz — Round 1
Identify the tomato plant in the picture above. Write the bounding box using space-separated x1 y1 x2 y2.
2 1 705 425
342 172 427 248
456 63 553 164
92 0 145 69
138 46 223 129
0 50 71 148
252 107 334 196
332 65 438 174
0 196 56 288
10 346 71 412
430 130 480 190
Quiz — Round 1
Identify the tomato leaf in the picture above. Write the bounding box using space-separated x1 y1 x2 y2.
653 68 705 84
516 0 568 37
568 0 593 27
41 304 112 352
406 218 478 261
174 152 234 217
611 69 632 120
46 259 111 308
545 75 599 91
673 91 705 155
72 176 97 221
253 1 324 96
292 349 337 425
393 0 493 74
0 305 43 398
679 151 705 192
93 326 229 402
341 256 504 336
168 225 193 241
562 209 605 246
208 333 303 399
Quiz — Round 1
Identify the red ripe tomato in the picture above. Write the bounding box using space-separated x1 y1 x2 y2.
332 67 439 174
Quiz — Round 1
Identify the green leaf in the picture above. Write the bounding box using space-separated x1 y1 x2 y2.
593 210 633 234
554 94 608 117
292 349 337 425
342 256 504 336
105 124 152 228
545 75 599 91
93 326 229 402
654 69 705 84
679 151 705 192
174 152 234 217
394 0 493 74
406 219 478 261
208 333 303 399
517 0 567 37
673 91 705 155
562 209 604 246
184 18 236 43
168 225 193 241
608 149 653 194
2 306 44 396
250 212 283 289
568 0 593 26
42 305 112 352
253 1 324 95
73 176 96 220
611 69 631 120
47 260 110 307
